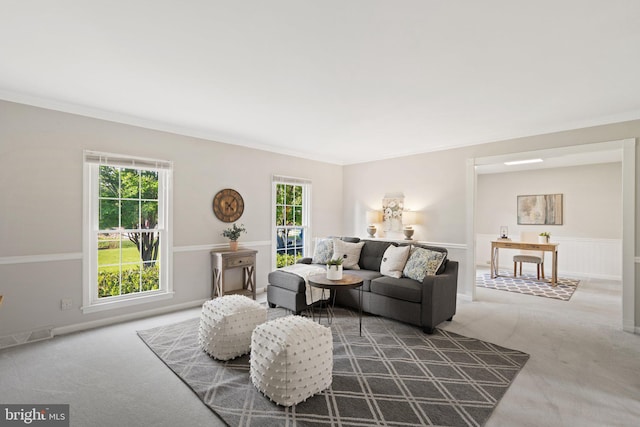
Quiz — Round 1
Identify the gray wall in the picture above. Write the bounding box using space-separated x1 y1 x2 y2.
477 163 622 239
343 121 639 330
475 163 623 277
1 99 639 337
0 100 343 337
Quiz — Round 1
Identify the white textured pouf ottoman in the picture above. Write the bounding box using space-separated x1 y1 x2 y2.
198 294 267 361
250 316 333 406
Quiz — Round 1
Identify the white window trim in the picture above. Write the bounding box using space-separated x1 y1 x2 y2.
82 151 174 314
271 175 312 269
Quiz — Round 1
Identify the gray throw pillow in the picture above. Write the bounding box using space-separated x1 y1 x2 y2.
311 238 334 264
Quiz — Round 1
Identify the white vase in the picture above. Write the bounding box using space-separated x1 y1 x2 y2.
326 264 343 280
538 236 549 244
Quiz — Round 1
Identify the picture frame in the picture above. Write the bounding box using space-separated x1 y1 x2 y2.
382 193 404 232
517 194 563 225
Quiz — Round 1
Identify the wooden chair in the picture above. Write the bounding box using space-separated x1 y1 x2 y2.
513 232 545 279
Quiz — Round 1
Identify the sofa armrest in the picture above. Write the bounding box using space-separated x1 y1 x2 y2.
420 260 459 332
296 257 313 264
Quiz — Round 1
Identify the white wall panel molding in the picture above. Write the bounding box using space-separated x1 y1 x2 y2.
362 238 467 251
418 241 467 251
0 252 83 265
0 240 274 265
476 234 622 280
173 240 272 253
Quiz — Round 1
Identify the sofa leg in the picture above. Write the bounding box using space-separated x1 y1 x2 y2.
268 302 276 308
423 326 435 334
447 316 453 321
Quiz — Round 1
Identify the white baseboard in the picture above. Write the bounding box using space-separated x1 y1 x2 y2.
557 271 622 281
6 290 269 347
0 327 54 350
457 293 472 302
52 299 207 336
623 323 640 335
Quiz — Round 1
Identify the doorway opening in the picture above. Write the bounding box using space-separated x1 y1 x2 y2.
465 139 636 332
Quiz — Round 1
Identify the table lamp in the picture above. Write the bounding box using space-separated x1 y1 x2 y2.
402 210 418 240
366 210 381 237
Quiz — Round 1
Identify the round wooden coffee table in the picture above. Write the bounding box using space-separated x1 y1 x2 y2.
308 273 364 336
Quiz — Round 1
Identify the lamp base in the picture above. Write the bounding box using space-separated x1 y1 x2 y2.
366 225 377 238
403 227 414 240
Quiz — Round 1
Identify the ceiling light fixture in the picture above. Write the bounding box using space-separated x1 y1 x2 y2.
504 158 543 166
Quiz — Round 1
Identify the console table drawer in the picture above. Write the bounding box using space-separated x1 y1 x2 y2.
225 256 253 268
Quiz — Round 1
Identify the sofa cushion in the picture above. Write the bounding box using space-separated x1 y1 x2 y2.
268 270 305 293
332 238 365 270
402 246 446 282
311 238 334 264
380 245 411 278
358 240 395 271
370 276 422 303
340 269 382 292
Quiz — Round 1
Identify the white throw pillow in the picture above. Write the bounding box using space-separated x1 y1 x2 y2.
380 245 411 278
311 238 334 264
331 238 365 270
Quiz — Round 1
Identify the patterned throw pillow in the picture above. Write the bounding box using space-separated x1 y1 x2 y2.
403 246 446 282
311 238 334 264
380 245 411 278
331 238 365 270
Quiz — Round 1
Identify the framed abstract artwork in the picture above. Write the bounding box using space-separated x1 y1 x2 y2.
517 194 563 225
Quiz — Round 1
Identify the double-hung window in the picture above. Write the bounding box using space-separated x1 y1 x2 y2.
272 175 311 268
83 151 173 313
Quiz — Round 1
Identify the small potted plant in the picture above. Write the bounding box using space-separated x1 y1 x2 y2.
538 232 550 243
326 257 344 280
221 223 246 251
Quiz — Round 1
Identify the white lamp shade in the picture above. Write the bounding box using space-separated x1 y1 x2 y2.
402 210 418 226
366 210 381 224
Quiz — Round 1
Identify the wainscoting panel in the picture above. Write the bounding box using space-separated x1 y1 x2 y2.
475 234 622 280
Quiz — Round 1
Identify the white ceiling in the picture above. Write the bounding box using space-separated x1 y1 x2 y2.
1 1 640 165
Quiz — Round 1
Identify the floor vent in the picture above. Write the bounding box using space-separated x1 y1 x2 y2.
0 328 53 349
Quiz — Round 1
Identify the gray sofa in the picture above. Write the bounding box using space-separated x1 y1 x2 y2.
267 238 458 333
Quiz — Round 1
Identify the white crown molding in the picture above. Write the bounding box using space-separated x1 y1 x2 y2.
4 88 640 167
0 89 343 165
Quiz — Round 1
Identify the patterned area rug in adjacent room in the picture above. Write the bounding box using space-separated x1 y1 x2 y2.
138 307 529 427
476 271 579 301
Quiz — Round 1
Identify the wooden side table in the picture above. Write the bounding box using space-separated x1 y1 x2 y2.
308 273 364 336
210 249 257 299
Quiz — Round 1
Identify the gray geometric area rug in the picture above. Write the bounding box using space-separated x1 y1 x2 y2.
138 308 529 427
476 271 579 301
